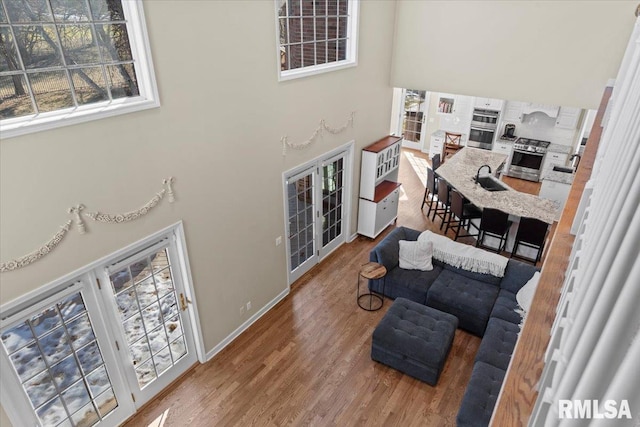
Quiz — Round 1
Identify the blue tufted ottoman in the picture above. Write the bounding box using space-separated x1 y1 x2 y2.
425 269 500 337
456 361 506 426
371 297 458 385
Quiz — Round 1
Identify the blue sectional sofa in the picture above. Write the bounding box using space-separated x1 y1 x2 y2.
368 227 538 426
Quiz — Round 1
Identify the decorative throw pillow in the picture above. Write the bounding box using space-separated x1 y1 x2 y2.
398 240 433 271
516 271 541 313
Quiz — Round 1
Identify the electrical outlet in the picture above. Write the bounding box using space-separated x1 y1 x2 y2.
240 305 245 316
275 236 282 246
246 301 252 311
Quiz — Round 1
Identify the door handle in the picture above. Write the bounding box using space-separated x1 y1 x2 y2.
179 293 192 311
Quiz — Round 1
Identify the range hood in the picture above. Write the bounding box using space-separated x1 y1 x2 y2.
522 103 560 118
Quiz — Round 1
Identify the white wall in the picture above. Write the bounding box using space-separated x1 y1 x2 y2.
511 110 581 147
391 1 636 109
0 1 397 422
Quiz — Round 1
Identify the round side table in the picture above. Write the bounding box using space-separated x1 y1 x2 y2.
357 262 387 311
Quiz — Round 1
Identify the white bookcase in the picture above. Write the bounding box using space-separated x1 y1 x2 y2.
357 135 402 238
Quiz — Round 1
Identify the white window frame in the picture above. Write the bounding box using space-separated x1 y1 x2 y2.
275 0 360 82
0 222 203 427
0 0 159 139
282 141 354 285
0 280 135 427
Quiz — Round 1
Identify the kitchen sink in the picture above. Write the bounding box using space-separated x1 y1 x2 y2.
553 165 575 174
474 176 508 192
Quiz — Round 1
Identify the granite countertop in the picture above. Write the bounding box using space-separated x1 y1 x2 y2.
435 147 559 224
542 170 575 185
547 144 573 154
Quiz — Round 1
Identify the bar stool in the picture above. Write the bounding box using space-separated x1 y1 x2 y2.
421 167 437 217
432 153 441 193
432 153 441 171
446 190 481 241
476 208 512 253
511 217 549 264
431 179 450 230
443 132 463 162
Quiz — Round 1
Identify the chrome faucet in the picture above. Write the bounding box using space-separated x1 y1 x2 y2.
476 164 492 182
570 154 581 170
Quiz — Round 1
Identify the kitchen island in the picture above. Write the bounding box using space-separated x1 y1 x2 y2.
539 169 575 218
435 147 558 224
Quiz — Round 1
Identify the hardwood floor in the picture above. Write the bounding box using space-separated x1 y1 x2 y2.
123 148 541 427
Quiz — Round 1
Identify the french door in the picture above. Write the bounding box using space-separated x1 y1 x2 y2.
0 225 200 426
97 237 198 407
318 152 346 259
399 89 428 150
285 148 350 284
0 281 134 427
286 166 318 284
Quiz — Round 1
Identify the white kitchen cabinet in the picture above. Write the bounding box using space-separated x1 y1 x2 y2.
451 95 474 132
429 132 445 159
492 141 513 156
492 141 513 174
539 179 571 213
555 107 582 129
474 97 504 111
542 152 569 176
501 101 525 123
358 184 401 238
439 94 474 135
358 136 402 238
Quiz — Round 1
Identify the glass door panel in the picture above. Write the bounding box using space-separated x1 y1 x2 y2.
1 289 126 427
402 89 427 149
319 153 345 258
103 244 196 407
286 167 318 283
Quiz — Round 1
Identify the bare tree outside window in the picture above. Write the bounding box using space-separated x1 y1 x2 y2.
0 0 139 120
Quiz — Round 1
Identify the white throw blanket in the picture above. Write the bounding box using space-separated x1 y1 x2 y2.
418 230 509 277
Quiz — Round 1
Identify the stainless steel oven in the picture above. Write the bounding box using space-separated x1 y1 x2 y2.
471 109 499 126
506 138 550 181
509 150 545 181
468 126 496 149
468 109 499 150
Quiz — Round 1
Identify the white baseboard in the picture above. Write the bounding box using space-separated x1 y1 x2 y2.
205 287 290 362
348 232 358 242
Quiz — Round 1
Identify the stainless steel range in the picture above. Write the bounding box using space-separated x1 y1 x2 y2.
506 137 550 182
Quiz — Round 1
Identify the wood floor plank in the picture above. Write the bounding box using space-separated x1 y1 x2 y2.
123 146 544 427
